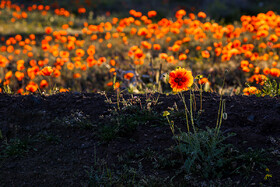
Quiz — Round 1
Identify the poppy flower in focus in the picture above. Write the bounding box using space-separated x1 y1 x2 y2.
169 67 194 92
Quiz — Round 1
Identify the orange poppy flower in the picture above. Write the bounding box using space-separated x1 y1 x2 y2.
107 82 113 86
59 88 69 92
270 68 280 77
26 81 38 93
98 57 106 65
52 69 61 77
114 82 120 90
201 50 210 58
45 27 53 34
41 66 53 76
17 88 24 94
240 60 249 68
73 73 81 79
159 53 168 60
175 9 186 19
40 80 49 89
198 12 206 18
15 71 24 81
29 34 35 40
76 49 85 57
5 71 13 80
153 44 161 50
243 87 259 95
179 53 187 61
107 43 112 48
110 59 116 66
198 77 210 85
169 67 194 92
78 7 86 14
148 10 157 18
124 72 134 80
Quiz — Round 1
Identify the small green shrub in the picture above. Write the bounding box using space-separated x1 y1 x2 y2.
256 79 280 97
99 105 165 141
175 128 234 179
0 137 36 159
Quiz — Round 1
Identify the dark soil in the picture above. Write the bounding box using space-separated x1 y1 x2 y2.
0 92 279 186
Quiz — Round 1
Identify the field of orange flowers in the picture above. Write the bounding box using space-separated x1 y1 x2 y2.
0 0 279 95
1 1 280 185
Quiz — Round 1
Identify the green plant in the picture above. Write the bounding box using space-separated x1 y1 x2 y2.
99 105 165 141
175 128 234 179
36 132 61 144
163 72 232 179
256 79 280 97
232 148 268 177
2 85 13 94
0 137 36 159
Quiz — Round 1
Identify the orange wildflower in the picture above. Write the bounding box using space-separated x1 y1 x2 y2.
153 44 161 50
124 72 134 80
59 88 69 93
73 73 81 79
110 59 116 66
15 71 24 81
198 78 210 85
107 82 113 86
240 60 249 68
5 71 13 80
201 50 210 58
76 49 85 57
159 53 168 60
270 68 280 77
45 27 53 34
26 81 38 93
243 87 259 95
40 80 49 89
169 67 194 92
198 12 206 18
114 82 120 90
148 10 157 18
179 54 187 61
263 68 271 75
41 66 53 76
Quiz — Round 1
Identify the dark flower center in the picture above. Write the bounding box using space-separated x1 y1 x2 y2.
174 76 186 84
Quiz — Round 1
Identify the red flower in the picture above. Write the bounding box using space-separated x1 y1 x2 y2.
169 67 194 92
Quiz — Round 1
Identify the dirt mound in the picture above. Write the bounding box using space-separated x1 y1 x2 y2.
0 92 279 186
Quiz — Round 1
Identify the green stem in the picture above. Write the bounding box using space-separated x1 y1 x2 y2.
217 99 226 136
179 92 190 133
200 83 203 112
189 90 196 134
215 73 226 135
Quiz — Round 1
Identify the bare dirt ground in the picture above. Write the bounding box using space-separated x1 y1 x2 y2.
0 92 279 186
